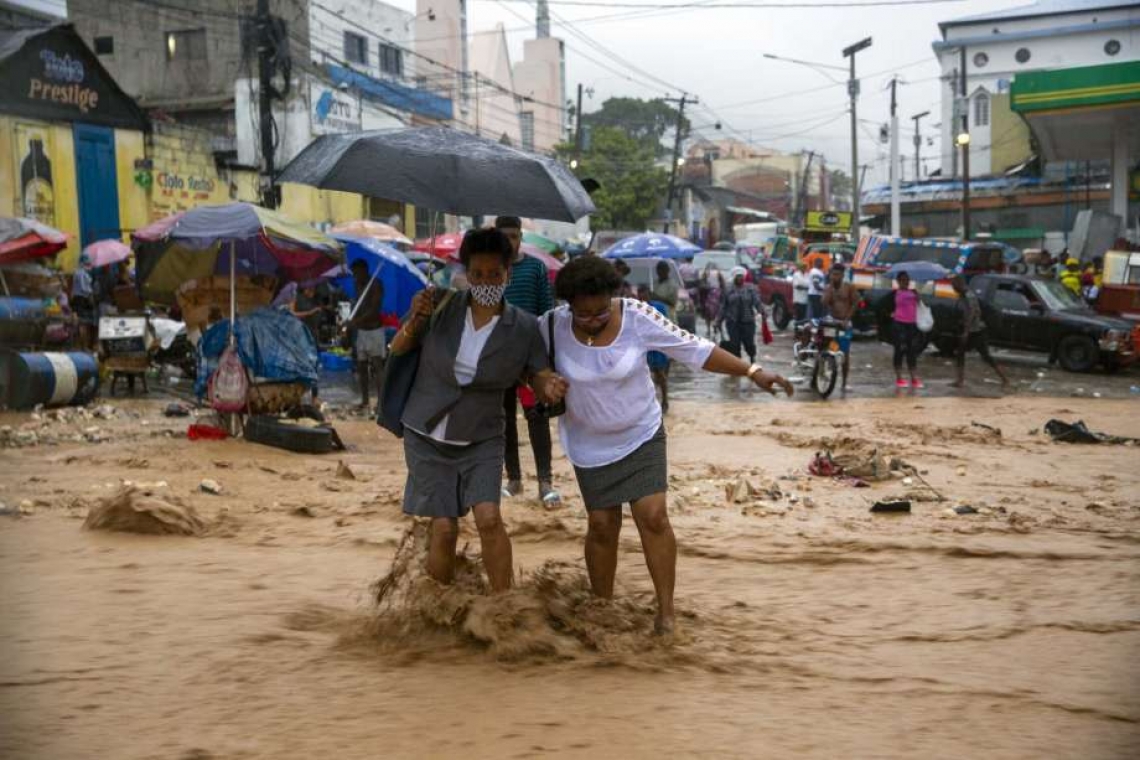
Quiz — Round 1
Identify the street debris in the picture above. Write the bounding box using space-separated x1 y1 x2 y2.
870 500 911 514
84 486 207 536
1044 419 1139 445
199 479 223 495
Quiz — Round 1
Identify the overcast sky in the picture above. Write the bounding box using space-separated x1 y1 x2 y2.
412 0 1022 187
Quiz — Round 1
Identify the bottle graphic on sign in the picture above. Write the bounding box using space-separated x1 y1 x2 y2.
21 138 54 223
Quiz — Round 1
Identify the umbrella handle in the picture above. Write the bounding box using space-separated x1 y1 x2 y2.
346 267 381 322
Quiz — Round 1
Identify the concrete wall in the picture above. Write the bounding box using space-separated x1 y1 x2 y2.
469 25 521 145
935 4 1140 176
69 0 310 108
512 37 565 153
308 0 415 81
146 122 258 222
414 0 466 113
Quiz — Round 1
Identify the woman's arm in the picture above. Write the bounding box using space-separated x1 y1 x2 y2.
388 287 435 356
703 347 793 396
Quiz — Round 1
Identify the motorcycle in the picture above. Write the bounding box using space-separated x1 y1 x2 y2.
792 318 845 399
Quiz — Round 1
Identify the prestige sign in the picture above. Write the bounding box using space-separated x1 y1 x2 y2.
0 26 148 130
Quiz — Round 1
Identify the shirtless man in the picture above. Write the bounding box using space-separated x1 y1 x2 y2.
346 259 386 409
821 263 859 391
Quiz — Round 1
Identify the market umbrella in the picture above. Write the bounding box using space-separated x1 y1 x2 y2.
522 230 559 254
0 217 68 266
83 238 131 269
329 235 429 321
329 220 412 248
601 233 701 261
412 232 464 258
132 203 343 305
886 261 950 282
276 127 595 223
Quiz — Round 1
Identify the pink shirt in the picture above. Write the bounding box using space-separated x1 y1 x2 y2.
893 289 919 324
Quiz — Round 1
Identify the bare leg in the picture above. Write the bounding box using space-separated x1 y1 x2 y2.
841 352 850 389
585 508 623 599
427 517 459 585
630 493 677 634
357 360 370 407
471 502 513 592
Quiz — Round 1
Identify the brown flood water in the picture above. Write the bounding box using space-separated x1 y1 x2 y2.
1 396 1139 759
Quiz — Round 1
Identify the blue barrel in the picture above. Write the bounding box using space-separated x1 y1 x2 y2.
0 351 101 410
0 297 48 347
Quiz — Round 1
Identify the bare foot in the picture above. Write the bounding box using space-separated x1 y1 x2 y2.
654 612 676 636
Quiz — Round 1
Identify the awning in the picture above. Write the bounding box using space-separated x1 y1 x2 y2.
726 206 775 220
326 63 452 122
1011 61 1140 161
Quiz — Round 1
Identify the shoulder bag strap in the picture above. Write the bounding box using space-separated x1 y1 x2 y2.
547 310 556 367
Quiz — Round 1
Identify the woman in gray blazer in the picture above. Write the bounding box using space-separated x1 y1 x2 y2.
390 228 567 592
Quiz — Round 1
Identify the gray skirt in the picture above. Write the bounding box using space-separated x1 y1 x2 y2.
573 426 668 511
403 430 504 518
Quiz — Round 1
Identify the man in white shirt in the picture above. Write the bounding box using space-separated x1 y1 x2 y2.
790 262 810 324
807 262 826 321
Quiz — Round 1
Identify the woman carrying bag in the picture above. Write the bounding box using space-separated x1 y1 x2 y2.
385 228 568 592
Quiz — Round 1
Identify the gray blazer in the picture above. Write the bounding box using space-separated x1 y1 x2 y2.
401 291 549 443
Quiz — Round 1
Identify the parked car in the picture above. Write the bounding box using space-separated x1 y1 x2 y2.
693 250 758 281
921 274 1139 373
624 257 697 333
1096 249 1140 323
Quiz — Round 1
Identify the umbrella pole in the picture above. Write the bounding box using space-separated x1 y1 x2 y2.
0 268 9 297
228 240 236 347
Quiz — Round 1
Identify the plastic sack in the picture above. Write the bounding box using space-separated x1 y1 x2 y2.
209 346 249 412
915 301 934 333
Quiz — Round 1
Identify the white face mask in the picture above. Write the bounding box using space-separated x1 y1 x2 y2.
470 282 507 307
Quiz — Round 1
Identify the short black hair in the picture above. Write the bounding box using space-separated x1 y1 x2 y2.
831 263 846 274
494 216 522 231
351 259 369 272
555 255 622 301
459 228 513 268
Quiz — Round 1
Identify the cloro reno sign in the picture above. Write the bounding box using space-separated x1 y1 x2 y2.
28 49 99 114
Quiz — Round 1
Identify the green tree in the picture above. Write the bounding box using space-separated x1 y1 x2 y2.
558 126 668 231
828 169 853 208
582 97 687 158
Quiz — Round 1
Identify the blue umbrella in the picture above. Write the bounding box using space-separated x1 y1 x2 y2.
886 261 950 282
330 234 428 319
601 233 701 261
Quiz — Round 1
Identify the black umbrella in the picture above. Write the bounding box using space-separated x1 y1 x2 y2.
276 127 595 223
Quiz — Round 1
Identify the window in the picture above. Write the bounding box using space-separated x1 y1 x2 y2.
1015 47 1031 64
973 91 990 127
379 43 403 77
94 36 113 55
166 29 206 62
344 31 368 66
520 112 535 152
972 52 989 68
1105 39 1121 56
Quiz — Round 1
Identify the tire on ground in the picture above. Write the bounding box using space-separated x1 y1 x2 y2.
244 415 335 454
1057 334 1098 373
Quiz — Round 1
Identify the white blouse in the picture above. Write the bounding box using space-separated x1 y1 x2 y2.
415 308 499 446
542 298 715 468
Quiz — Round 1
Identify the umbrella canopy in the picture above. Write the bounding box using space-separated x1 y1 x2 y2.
522 230 559 254
601 233 701 261
132 203 342 304
276 127 595 222
887 261 951 282
329 220 412 247
83 238 131 269
0 217 68 265
412 232 464 257
520 243 562 286
331 235 429 320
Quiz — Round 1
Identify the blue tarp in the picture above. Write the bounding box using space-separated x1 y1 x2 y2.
195 307 319 398
326 63 453 121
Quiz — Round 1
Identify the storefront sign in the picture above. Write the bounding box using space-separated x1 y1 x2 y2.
310 81 360 135
14 122 56 225
0 26 148 130
805 210 851 232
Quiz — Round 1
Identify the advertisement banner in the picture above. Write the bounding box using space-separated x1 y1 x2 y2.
805 210 852 232
13 122 56 225
310 81 361 135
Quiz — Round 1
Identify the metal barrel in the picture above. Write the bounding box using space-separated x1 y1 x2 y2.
0 350 101 410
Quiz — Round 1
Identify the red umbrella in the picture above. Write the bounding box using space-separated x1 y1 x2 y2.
0 217 68 265
412 232 464 258
520 242 563 285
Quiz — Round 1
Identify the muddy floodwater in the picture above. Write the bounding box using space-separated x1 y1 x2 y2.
1 395 1139 759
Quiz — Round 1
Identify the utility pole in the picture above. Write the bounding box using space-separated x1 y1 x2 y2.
911 110 930 180
574 83 584 158
843 37 872 240
794 150 815 227
959 46 971 240
889 76 900 236
474 75 481 136
257 0 276 208
663 94 695 234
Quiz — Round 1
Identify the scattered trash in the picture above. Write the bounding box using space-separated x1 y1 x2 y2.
1044 419 1139 445
84 486 207 536
199 479 223 495
956 465 967 476
188 424 228 441
291 505 316 518
953 505 979 515
870 500 911 513
902 476 914 486
164 402 191 417
1093 392 1102 399
970 422 1002 437
336 461 357 480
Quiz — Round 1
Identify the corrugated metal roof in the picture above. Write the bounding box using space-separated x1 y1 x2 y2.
941 0 1139 30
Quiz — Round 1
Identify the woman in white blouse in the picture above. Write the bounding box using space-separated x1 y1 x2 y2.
543 257 794 634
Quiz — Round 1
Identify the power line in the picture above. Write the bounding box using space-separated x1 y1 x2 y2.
482 0 967 7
